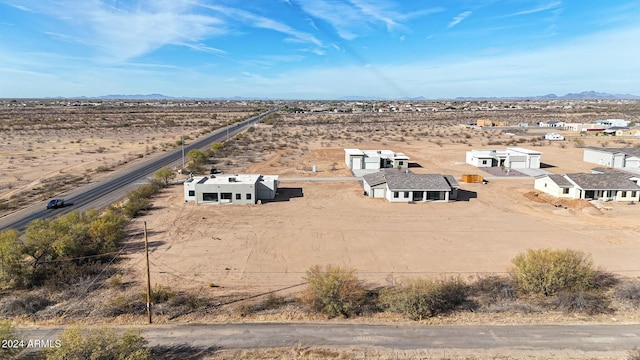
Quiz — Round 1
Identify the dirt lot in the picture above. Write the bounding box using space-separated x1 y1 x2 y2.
129 132 640 297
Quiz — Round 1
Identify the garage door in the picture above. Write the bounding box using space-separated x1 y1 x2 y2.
352 157 362 169
509 161 526 169
373 188 385 198
365 161 379 169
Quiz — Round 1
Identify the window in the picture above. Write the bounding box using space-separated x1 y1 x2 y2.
621 191 627 197
632 191 637 197
202 193 218 201
398 161 404 166
246 193 252 200
188 190 195 197
221 193 232 200
562 188 569 194
404 192 409 198
482 160 487 165
236 193 241 200
393 192 399 198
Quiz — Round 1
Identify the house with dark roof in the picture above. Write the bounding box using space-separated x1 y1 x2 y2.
362 169 460 202
583 147 640 169
534 171 640 202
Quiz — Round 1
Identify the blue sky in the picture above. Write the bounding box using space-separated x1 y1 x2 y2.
1 0 639 99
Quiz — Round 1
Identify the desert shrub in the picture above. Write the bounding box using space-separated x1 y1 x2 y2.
0 320 20 358
0 293 51 317
379 277 469 320
45 327 152 360
471 275 516 305
629 348 640 360
552 291 612 315
101 295 145 317
144 285 176 304
301 264 367 318
511 249 598 296
592 269 619 289
614 280 640 308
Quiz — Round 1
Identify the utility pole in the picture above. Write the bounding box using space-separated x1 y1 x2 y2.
144 221 152 324
181 127 185 170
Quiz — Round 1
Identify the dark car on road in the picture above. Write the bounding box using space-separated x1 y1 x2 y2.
46 199 65 209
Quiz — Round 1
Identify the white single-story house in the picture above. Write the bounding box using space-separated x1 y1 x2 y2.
596 119 630 127
539 120 565 128
563 123 606 132
362 169 459 202
344 149 409 170
583 147 640 169
466 147 541 169
534 171 640 202
544 133 565 141
184 174 278 204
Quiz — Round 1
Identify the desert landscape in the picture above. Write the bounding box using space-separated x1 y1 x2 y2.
130 119 640 298
2 99 640 298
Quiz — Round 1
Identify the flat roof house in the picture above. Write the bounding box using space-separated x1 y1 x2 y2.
362 169 459 202
534 171 640 202
344 148 409 171
184 174 279 204
583 147 640 169
466 147 541 169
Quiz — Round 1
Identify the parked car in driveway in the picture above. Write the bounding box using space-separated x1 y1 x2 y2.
46 198 65 209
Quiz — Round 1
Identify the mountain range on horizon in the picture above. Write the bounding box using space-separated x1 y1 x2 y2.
51 90 640 101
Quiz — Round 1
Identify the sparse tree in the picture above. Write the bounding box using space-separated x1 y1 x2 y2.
154 167 175 186
187 149 207 166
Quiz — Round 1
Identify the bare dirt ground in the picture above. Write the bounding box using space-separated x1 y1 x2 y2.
127 117 640 301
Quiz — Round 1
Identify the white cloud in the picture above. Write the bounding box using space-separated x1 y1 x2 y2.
232 25 640 98
23 1 225 61
448 11 472 28
295 0 440 40
199 4 324 48
505 1 562 17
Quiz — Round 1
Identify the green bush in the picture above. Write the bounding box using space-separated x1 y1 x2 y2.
45 327 151 360
379 277 468 320
511 249 597 296
301 265 367 318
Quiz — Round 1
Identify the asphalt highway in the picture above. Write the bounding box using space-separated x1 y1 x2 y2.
0 108 280 232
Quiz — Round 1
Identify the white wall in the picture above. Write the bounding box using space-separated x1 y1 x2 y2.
534 176 574 198
583 148 614 167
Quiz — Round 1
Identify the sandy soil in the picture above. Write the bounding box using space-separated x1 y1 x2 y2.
129 136 640 297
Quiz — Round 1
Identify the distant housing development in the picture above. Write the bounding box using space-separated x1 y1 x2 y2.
362 169 459 202
184 174 278 204
534 170 640 202
466 147 541 169
583 147 640 169
344 149 409 171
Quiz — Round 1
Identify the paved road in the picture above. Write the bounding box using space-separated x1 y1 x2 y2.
0 108 280 232
15 323 640 358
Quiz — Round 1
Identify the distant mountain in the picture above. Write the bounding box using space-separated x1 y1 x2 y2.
58 91 639 101
455 91 640 101
97 94 174 100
